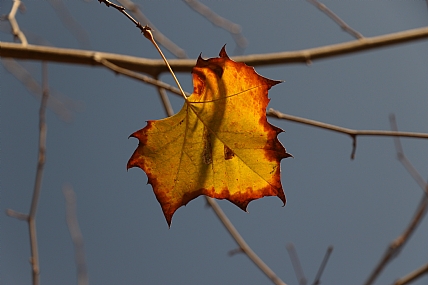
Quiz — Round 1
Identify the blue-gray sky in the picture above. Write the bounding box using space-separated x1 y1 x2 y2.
1 1 428 284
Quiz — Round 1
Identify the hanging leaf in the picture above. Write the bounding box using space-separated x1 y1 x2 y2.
128 47 292 226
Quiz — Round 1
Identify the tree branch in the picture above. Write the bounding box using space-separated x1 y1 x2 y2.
6 0 28 45
63 185 89 285
312 246 333 285
268 108 428 159
307 0 363 39
116 0 187 58
183 0 248 53
362 115 428 285
286 243 307 285
206 197 287 285
2 26 428 75
393 263 428 285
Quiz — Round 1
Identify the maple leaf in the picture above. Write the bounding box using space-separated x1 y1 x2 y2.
128 46 292 226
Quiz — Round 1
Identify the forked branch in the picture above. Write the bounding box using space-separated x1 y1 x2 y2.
362 115 428 285
268 109 428 159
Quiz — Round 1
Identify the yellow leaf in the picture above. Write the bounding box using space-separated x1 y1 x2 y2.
128 47 292 226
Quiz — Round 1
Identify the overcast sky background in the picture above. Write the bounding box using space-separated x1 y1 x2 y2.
1 1 428 284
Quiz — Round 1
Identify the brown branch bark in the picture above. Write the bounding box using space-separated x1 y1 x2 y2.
393 263 428 285
2 26 428 75
206 197 287 285
7 0 27 45
268 109 428 159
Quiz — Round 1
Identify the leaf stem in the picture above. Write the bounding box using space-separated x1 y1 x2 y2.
142 26 188 100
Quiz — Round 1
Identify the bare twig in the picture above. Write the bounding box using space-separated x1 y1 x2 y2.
141 27 188 100
206 197 287 285
6 209 29 221
99 0 187 58
362 115 428 285
3 26 428 75
390 115 428 194
183 0 248 53
116 0 187 58
93 55 190 97
307 0 363 39
63 185 89 285
27 62 49 285
393 263 428 285
228 248 244 256
312 246 333 285
267 108 428 159
7 0 28 45
98 0 141 30
286 243 307 285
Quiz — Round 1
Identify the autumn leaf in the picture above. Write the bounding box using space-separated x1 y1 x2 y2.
128 46 292 226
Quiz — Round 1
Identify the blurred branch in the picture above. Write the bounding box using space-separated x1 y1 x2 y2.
390 115 428 194
154 74 175 117
116 0 187 58
27 62 49 285
183 0 248 53
307 0 363 39
286 243 307 285
47 0 91 48
63 185 89 285
362 115 428 285
1 58 76 121
312 246 333 285
206 197 287 285
393 263 428 285
6 62 50 285
6 209 28 221
6 0 28 45
267 108 428 159
6 63 50 285
3 26 428 75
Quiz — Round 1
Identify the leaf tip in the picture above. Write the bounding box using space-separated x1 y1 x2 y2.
219 45 229 59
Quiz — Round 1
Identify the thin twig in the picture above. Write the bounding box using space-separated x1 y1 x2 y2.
6 209 29 221
286 243 307 285
7 0 28 45
98 0 146 32
393 263 428 285
27 62 49 285
390 115 428 194
142 27 188 100
362 115 428 285
93 55 190 97
207 197 287 285
3 26 428 75
183 0 248 53
63 185 89 285
312 246 333 285
267 108 428 159
116 0 187 58
307 0 363 39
